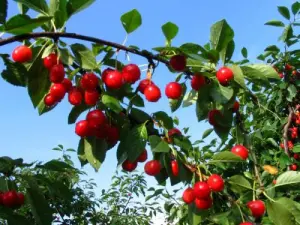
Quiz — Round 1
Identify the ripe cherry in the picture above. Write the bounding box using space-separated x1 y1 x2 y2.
171 160 179 176
43 53 60 69
50 83 66 101
231 145 249 160
122 160 138 172
105 125 119 145
144 160 161 176
207 174 224 192
80 73 99 91
68 87 83 106
247 200 265 218
272 180 277 185
122 64 141 84
86 110 106 127
195 196 213 210
240 222 253 225
169 55 186 72
50 64 65 83
293 153 300 160
103 70 123 89
84 90 99 106
137 150 148 162
191 74 206 90
233 101 240 113
61 78 73 92
144 84 161 102
75 120 90 137
2 191 18 208
194 181 211 199
216 67 234 86
290 164 298 171
168 128 182 137
12 45 32 63
165 82 182 99
138 79 153 94
17 193 25 206
208 109 222 126
101 68 113 83
285 64 292 71
44 94 57 107
292 70 297 76
182 187 195 204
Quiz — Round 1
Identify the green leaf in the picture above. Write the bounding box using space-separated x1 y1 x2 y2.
210 151 243 163
221 39 235 63
58 48 74 65
280 24 293 42
287 85 297 102
292 2 300 15
102 94 122 113
169 83 187 112
70 43 97 70
24 176 53 225
68 104 90 124
14 0 49 15
0 54 27 87
0 15 52 35
278 6 290 20
183 89 198 108
120 9 142 34
202 128 213 139
230 64 246 89
228 175 252 190
241 47 248 58
67 0 95 17
241 64 280 81
210 19 234 53
265 20 285 27
210 82 234 104
188 204 202 225
267 200 294 225
130 94 144 107
83 137 107 171
274 171 300 188
277 198 300 224
39 160 75 172
18 3 29 14
161 22 179 43
0 0 7 24
152 111 173 130
77 138 88 166
50 0 68 28
149 135 170 153
293 144 300 153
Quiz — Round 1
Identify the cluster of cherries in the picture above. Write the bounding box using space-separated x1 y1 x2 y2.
274 63 300 79
0 190 25 209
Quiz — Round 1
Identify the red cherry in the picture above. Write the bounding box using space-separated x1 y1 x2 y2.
44 94 57 107
233 101 240 113
75 120 90 137
290 164 298 171
208 109 222 126
94 126 106 139
240 222 253 225
279 73 284 78
0 192 3 205
285 64 292 71
144 160 161 176
80 73 99 91
171 160 179 176
68 87 83 106
122 64 141 84
105 125 119 145
50 64 65 83
272 180 277 185
194 196 213 210
43 53 60 69
144 84 161 102
292 70 297 76
103 70 123 89
86 110 106 126
137 150 148 162
247 200 265 218
169 55 186 72
193 182 211 199
84 90 99 106
12 45 32 63
2 191 18 208
231 145 249 160
293 154 300 160
191 74 206 90
165 82 182 99
182 187 195 204
280 142 284 149
207 174 224 192
50 83 66 101
168 128 182 137
61 78 72 92
17 193 25 206
101 68 113 83
122 160 137 172
138 79 153 94
216 67 234 86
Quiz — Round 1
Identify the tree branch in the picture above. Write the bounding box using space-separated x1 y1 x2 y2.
283 106 293 158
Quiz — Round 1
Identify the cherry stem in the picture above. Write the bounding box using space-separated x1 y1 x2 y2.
263 191 275 202
235 202 245 222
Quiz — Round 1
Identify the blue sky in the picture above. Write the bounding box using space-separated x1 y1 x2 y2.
0 0 293 194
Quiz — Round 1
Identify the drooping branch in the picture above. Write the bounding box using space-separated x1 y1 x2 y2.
283 106 293 158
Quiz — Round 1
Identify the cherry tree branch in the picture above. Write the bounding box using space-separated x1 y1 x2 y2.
283 106 293 158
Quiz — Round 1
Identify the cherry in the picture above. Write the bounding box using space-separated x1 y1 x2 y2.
17 193 25 206
193 181 211 199
103 70 123 89
137 150 148 162
165 82 182 99
44 94 57 107
101 68 113 83
144 84 161 102
292 70 297 76
233 101 240 113
182 187 195 204
138 79 153 94
68 87 83 106
50 83 66 101
75 120 90 137
216 67 234 86
169 55 186 72
12 45 32 63
84 90 99 106
86 110 106 127
61 78 73 92
80 73 99 91
122 64 141 84
122 160 137 172
272 180 277 185
194 196 212 210
240 222 253 225
231 145 249 160
293 153 300 160
191 74 206 91
171 160 179 176
168 128 182 137
207 174 224 192
49 64 65 83
285 64 292 71
279 73 284 78
94 126 106 139
43 53 60 69
144 160 161 176
2 191 18 208
208 109 222 126
105 125 119 145
247 200 265 218
290 164 298 171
